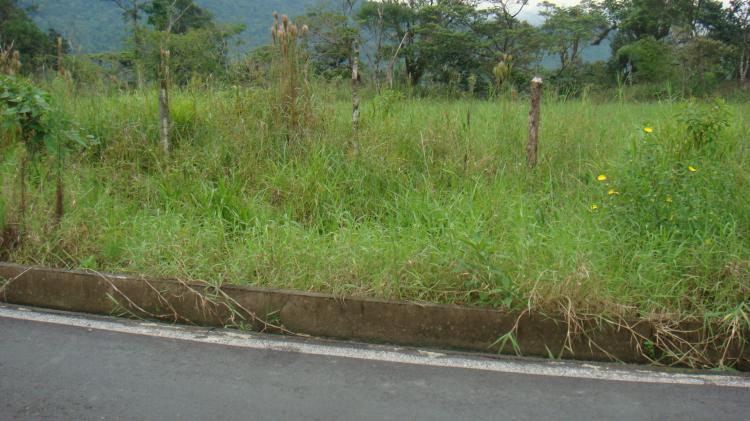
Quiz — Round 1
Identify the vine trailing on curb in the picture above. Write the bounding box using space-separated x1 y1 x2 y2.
90 269 293 335
492 308 749 370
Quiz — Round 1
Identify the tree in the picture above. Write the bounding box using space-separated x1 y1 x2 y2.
0 0 61 73
473 2 544 87
355 0 544 91
300 4 359 80
357 0 412 87
540 1 608 73
676 35 734 92
143 0 212 155
723 0 749 83
105 1 147 52
140 0 242 153
103 0 148 86
144 0 213 34
357 0 424 86
412 1 482 86
615 36 674 83
595 0 681 48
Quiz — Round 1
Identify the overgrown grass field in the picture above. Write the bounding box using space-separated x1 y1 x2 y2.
1 82 749 331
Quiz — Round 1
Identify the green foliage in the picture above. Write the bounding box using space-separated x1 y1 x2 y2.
17 0 316 53
12 0 750 93
1 86 747 318
367 89 404 118
540 1 608 71
456 234 519 308
0 74 51 152
616 37 674 83
601 103 735 244
140 26 242 85
676 36 736 95
144 0 213 34
677 99 731 150
299 8 357 80
0 0 61 73
0 75 90 155
169 95 198 143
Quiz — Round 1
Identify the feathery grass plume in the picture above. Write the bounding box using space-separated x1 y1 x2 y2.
493 54 513 98
270 13 311 143
0 44 21 76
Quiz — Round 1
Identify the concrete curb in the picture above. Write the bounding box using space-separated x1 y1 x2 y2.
1 263 747 369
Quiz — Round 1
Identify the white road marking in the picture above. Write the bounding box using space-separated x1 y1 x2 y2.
1 305 748 388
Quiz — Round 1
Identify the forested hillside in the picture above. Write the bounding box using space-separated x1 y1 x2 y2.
18 0 316 53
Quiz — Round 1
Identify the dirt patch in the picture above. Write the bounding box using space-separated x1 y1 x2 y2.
0 225 21 260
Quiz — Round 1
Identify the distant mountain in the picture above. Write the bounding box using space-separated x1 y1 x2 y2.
18 0 317 53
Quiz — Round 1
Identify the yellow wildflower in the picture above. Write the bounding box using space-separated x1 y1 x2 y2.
608 189 619 196
688 165 698 172
590 204 599 211
643 127 654 133
597 175 607 182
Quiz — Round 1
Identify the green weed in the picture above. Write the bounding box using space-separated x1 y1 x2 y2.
1 84 748 348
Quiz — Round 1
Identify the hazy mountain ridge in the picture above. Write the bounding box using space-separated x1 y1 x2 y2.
19 0 316 53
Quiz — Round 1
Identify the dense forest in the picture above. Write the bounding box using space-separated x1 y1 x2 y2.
18 0 609 61
2 0 747 98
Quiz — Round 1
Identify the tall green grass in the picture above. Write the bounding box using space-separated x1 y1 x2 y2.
1 82 748 326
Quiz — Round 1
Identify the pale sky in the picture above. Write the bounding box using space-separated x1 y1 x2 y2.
378 1 733 26
477 1 590 25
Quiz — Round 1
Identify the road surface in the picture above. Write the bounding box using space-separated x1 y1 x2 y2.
0 304 748 420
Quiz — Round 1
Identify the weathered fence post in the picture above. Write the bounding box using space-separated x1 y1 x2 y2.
56 37 64 77
351 39 360 155
527 77 543 168
159 48 171 155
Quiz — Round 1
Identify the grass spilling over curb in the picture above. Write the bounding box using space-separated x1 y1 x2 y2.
1 264 748 369
1 83 749 367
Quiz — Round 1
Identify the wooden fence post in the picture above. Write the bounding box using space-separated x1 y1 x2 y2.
57 37 64 77
527 77 543 168
159 48 171 155
351 39 360 155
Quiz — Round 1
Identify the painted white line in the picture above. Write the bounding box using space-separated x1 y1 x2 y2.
1 305 748 388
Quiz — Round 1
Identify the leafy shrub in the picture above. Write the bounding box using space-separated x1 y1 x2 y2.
616 37 675 83
677 99 730 151
1 75 92 156
1 74 52 153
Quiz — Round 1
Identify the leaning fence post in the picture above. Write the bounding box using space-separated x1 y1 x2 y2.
527 77 543 168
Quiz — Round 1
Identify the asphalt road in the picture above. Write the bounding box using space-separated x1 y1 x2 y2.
0 306 748 421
